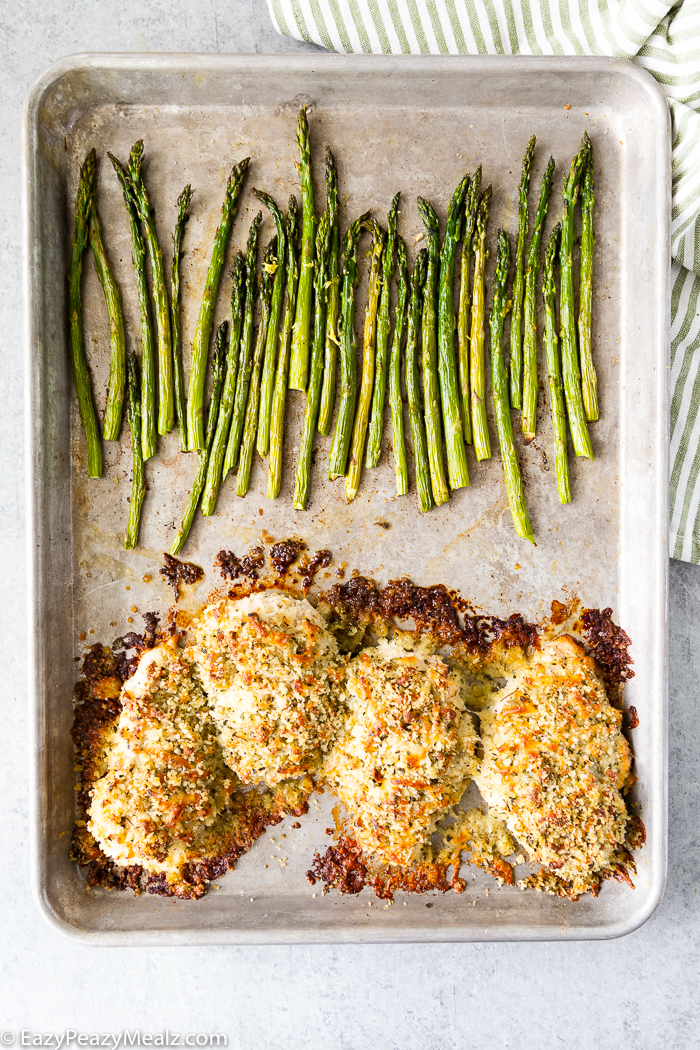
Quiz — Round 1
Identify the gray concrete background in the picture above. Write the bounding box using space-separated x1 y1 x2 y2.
2 3 698 1047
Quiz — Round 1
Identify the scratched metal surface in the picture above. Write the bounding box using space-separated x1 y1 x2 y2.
25 53 669 943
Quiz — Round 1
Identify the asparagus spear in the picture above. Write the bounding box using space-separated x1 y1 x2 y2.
69 149 102 478
224 212 262 479
170 322 226 555
201 253 245 515
579 150 598 421
366 193 400 468
88 191 125 443
389 237 410 497
268 197 300 500
345 219 386 503
490 230 535 543
293 213 330 510
124 353 145 549
254 189 287 456
187 156 249 450
108 151 157 461
437 175 471 490
457 166 481 445
127 141 173 436
236 238 276 497
510 136 536 410
318 148 340 435
522 155 555 441
329 212 370 479
171 184 194 452
560 133 593 459
289 105 315 391
406 250 433 513
417 198 449 505
543 223 571 504
470 186 492 462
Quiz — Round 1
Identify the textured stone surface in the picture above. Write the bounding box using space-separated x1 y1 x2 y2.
2 3 699 1047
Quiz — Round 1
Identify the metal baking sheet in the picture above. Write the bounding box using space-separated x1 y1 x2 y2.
24 52 670 944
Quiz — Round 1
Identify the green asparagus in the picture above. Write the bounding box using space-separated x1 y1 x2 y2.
470 186 492 462
187 156 249 451
88 189 125 443
329 212 370 479
109 151 157 461
128 141 173 436
560 133 593 459
124 352 145 549
437 174 471 490
294 213 330 510
345 219 386 503
224 212 262 479
236 238 276 497
543 223 571 504
389 237 409 497
522 155 555 440
510 136 536 410
170 322 226 555
171 184 194 452
254 189 287 456
457 166 481 445
268 197 300 500
289 105 315 391
490 229 535 543
201 253 245 515
579 150 598 421
406 250 433 513
417 198 449 505
366 193 400 468
318 147 340 435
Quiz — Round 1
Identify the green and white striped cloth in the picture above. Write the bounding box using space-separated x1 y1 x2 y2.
267 0 700 562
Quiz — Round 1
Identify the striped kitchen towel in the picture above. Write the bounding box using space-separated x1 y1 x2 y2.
268 0 700 562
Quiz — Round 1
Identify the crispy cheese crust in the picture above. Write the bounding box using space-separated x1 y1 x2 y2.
475 636 633 897
190 591 347 786
324 639 479 866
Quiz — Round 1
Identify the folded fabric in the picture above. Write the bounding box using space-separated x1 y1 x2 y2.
268 0 700 562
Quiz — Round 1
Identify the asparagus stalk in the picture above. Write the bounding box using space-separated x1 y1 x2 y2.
171 184 194 452
490 230 535 543
457 166 481 445
318 148 340 435
289 106 315 391
254 189 287 456
69 149 102 478
406 250 433 513
124 353 145 549
108 151 157 461
417 198 449 505
236 238 276 497
187 156 249 450
522 155 555 440
510 136 536 410
127 141 173 436
366 193 400 468
201 253 245 515
389 237 410 497
579 150 598 421
224 212 262 479
170 322 226 555
293 213 330 510
88 192 125 442
560 133 593 459
543 223 571 504
268 197 300 500
437 175 471 490
329 212 370 479
345 219 386 503
470 186 492 462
